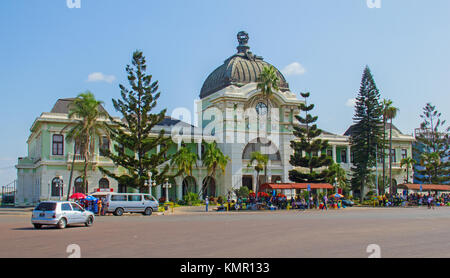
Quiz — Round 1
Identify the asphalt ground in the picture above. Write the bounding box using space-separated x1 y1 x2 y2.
0 206 449 258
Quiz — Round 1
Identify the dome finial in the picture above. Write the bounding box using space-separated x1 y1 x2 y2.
237 31 250 53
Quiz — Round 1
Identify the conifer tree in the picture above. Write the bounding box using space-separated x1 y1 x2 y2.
100 51 173 192
350 66 383 201
289 92 334 183
413 103 449 184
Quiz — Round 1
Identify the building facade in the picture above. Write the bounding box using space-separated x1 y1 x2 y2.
15 32 415 206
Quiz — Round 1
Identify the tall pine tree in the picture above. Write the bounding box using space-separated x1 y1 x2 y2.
289 92 334 183
350 66 383 201
413 103 449 184
100 51 173 192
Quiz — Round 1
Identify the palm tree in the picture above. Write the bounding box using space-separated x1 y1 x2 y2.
257 66 279 123
63 91 108 197
171 146 198 195
200 141 229 198
385 103 399 193
327 163 349 195
248 151 269 194
400 157 415 184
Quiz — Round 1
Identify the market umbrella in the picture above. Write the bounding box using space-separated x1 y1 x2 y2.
84 195 98 201
70 193 86 200
334 193 344 198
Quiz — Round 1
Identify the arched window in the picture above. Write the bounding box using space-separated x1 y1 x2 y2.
242 138 281 161
74 177 87 193
99 178 110 189
51 177 63 197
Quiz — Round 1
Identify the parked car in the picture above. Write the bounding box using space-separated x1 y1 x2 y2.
341 198 355 207
105 193 159 216
31 201 95 229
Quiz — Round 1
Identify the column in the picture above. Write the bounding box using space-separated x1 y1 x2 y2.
157 145 160 154
332 145 337 163
177 140 181 150
197 141 202 160
347 145 351 164
156 185 161 199
176 183 182 201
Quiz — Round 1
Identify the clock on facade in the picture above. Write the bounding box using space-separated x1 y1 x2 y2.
255 102 268 115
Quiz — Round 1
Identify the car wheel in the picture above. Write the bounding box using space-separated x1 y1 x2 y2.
143 207 153 216
33 224 42 229
85 216 94 227
57 218 67 229
114 208 124 216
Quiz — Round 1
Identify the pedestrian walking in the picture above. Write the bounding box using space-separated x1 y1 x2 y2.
205 196 209 212
322 195 328 210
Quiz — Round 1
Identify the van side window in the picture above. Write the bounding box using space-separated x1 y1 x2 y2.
128 195 142 202
111 195 127 201
144 195 155 201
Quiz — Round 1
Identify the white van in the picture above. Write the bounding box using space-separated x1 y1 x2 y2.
105 193 159 216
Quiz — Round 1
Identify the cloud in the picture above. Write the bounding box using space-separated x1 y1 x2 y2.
346 98 357 108
87 72 116 83
281 62 306 76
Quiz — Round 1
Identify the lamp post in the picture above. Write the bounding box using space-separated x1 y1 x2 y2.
57 176 63 201
163 178 172 203
335 177 338 194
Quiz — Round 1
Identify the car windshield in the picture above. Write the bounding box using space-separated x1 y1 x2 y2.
35 202 57 211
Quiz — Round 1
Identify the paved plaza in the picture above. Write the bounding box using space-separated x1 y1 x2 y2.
1 207 450 258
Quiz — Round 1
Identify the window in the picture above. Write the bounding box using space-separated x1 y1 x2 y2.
100 136 110 155
52 134 64 155
35 202 56 211
128 195 142 202
341 150 347 163
401 149 408 160
327 149 332 158
51 177 63 197
351 151 355 163
71 203 84 212
144 195 155 201
99 178 110 189
390 149 397 163
111 195 127 201
61 203 72 211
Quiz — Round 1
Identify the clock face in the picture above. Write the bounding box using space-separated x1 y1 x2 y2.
256 102 268 115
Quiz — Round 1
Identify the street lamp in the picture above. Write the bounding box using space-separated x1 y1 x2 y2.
57 176 63 201
335 176 338 194
163 178 172 203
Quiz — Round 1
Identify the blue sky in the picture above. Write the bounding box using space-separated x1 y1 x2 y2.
0 0 449 186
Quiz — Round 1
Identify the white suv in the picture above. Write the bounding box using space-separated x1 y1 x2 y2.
31 201 95 229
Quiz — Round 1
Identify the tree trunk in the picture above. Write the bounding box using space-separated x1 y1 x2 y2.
66 155 76 200
389 120 393 194
382 118 386 193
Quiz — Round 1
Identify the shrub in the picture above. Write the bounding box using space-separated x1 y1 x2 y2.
183 192 201 206
235 187 250 199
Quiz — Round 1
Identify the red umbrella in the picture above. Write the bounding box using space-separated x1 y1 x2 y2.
70 193 86 200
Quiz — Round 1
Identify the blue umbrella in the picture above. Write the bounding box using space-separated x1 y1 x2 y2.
84 195 98 201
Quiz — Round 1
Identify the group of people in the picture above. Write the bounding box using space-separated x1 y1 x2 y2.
213 192 346 211
372 193 449 209
74 196 107 215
